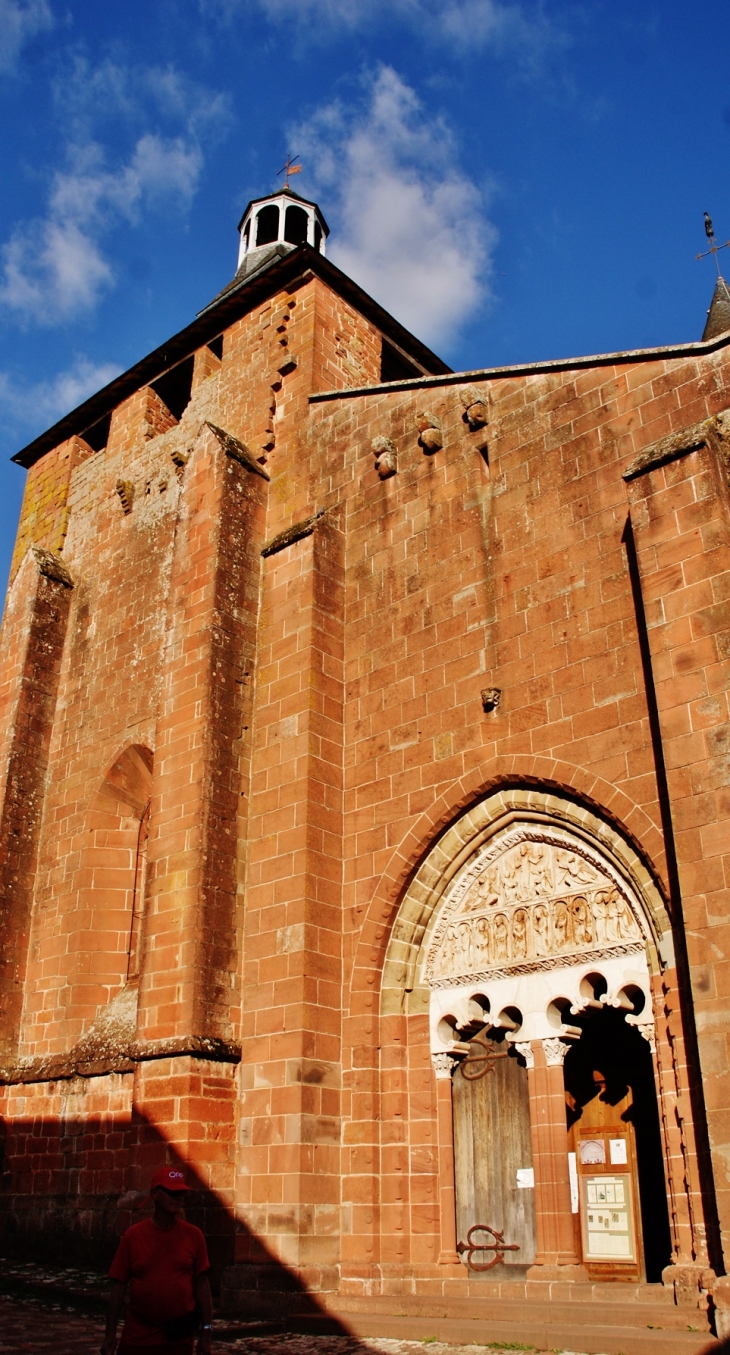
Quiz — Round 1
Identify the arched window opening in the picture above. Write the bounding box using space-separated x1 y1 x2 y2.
284 205 309 245
256 204 280 247
81 744 153 999
127 797 151 981
242 219 250 251
314 221 323 253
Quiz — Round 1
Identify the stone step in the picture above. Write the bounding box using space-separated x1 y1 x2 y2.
292 1309 718 1355
338 1278 687 1306
328 1291 711 1333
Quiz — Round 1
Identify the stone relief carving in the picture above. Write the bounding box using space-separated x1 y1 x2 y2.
425 827 645 988
513 1041 534 1069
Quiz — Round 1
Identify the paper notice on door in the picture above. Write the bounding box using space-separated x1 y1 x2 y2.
582 1175 635 1261
609 1137 628 1165
568 1151 578 1213
516 1167 534 1189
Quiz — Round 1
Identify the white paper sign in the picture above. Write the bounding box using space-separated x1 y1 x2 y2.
516 1167 534 1189
609 1137 628 1165
568 1151 579 1214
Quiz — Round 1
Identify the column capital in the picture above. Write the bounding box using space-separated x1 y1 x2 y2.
432 1051 457 1080
542 1037 571 1067
634 1020 656 1052
513 1040 534 1069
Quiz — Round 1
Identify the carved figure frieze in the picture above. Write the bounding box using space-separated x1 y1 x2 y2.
425 828 645 987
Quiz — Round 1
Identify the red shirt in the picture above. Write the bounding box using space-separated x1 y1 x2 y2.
109 1216 210 1347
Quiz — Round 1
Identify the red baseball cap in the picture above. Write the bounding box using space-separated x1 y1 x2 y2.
150 1166 192 1193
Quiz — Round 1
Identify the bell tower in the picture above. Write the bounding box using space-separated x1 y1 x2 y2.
236 186 329 272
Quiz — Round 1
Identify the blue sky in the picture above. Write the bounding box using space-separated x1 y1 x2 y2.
1 0 729 588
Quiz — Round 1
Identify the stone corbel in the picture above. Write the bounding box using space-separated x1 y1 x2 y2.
416 411 443 454
460 385 488 431
372 435 397 479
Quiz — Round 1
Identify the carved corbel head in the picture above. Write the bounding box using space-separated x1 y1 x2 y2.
372 435 397 479
481 687 502 713
460 385 488 431
416 411 443 454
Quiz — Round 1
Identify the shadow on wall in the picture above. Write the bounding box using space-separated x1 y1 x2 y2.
0 1106 348 1328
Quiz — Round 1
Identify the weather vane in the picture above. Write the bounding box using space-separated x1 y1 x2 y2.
277 154 302 189
697 212 730 276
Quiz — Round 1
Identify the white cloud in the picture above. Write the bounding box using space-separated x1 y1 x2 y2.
0 62 228 326
205 0 560 67
0 0 53 74
0 356 120 431
57 58 231 144
0 136 203 324
295 67 496 348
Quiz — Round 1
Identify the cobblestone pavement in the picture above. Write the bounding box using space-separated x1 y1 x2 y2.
0 1295 105 1351
0 1298 589 1355
220 1340 587 1355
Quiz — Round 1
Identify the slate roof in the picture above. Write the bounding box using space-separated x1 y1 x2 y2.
702 274 730 342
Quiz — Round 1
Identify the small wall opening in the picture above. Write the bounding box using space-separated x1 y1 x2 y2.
82 412 112 452
284 204 309 245
380 338 424 382
151 355 195 422
256 204 280 246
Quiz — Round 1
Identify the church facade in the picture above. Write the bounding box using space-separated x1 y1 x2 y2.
1 188 730 1347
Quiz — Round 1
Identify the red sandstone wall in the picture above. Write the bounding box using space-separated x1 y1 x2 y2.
1 264 730 1294
8 435 93 583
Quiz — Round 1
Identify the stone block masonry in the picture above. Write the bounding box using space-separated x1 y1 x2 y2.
0 229 729 1333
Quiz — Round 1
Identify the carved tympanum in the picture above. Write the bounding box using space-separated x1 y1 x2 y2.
425 828 643 986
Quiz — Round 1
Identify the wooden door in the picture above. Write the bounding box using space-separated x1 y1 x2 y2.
568 1082 644 1281
453 1034 536 1274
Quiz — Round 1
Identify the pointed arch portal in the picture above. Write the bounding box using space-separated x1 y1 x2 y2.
382 786 703 1283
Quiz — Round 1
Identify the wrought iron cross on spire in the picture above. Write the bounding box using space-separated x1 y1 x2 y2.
697 211 730 275
277 154 302 189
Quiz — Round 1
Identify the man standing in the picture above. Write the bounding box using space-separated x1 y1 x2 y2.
101 1167 213 1355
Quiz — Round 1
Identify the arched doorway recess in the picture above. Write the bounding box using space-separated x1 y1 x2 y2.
381 786 707 1284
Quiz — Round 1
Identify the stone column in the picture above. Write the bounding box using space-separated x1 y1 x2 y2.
432 1053 461 1266
521 1037 587 1279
